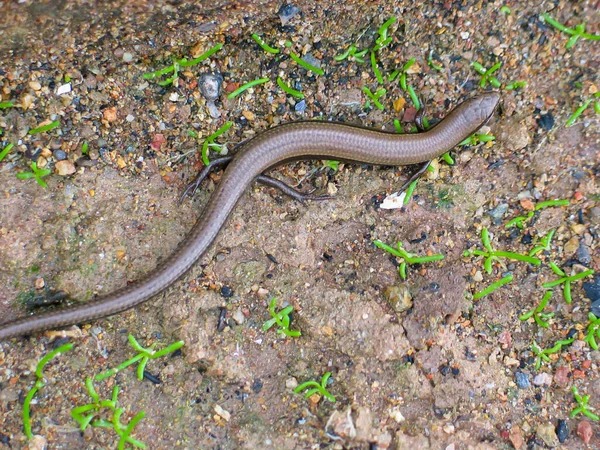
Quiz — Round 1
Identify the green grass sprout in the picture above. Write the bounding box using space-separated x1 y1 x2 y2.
570 386 600 421
531 337 574 370
529 229 556 256
289 52 325 75
334 44 368 63
399 58 415 90
584 313 600 350
473 274 513 299
294 372 336 402
566 93 600 126
536 199 570 210
427 51 443 71
441 153 454 165
227 77 270 99
29 120 60 135
393 119 402 133
542 264 594 304
24 343 74 439
463 228 541 274
541 13 600 48
373 16 396 51
81 141 89 155
459 133 496 146
16 162 52 188
94 334 184 382
500 6 511 14
374 239 444 280
471 61 502 88
371 51 384 84
505 212 534 229
262 298 301 337
251 33 280 54
276 77 304 99
324 160 339 171
518 291 554 328
0 101 14 109
143 43 223 83
505 81 527 90
402 178 419 205
199 121 233 166
362 86 386 110
0 142 14 162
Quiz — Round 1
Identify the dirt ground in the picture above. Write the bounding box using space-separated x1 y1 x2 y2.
0 0 599 449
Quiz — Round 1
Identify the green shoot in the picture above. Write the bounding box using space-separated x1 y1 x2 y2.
371 51 384 84
16 162 52 188
570 386 600 421
505 212 534 229
542 264 594 304
463 228 541 274
505 81 527 90
566 93 600 127
94 335 184 382
362 86 386 110
441 153 454 165
277 77 304 99
473 274 513 299
536 199 570 210
143 43 223 83
471 61 502 88
227 77 270 99
427 51 443 71
531 338 574 370
374 239 444 280
529 229 555 256
584 313 600 350
251 33 280 54
81 141 89 155
262 298 301 337
402 178 419 205
0 101 14 109
289 52 325 75
518 291 554 328
29 120 60 135
324 160 339 171
199 121 233 166
294 372 336 402
541 13 600 48
333 44 368 63
500 6 511 14
24 343 74 439
459 133 496 146
0 142 14 162
373 16 396 51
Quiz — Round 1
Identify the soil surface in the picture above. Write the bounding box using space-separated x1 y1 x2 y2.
0 1 599 449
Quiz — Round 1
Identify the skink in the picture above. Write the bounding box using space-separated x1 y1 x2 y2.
0 93 500 340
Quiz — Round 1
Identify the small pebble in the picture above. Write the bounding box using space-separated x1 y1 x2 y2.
278 3 300 25
489 203 508 220
583 276 600 302
577 420 593 444
123 52 133 62
53 149 67 161
576 243 591 264
220 286 233 298
294 99 306 112
556 419 568 444
232 307 245 325
383 285 412 313
199 72 222 101
537 112 554 131
515 371 530 389
55 160 76 176
536 423 559 447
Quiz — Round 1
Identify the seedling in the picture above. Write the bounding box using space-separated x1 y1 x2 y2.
531 337 574 370
541 13 600 49
584 313 600 350
16 162 51 188
570 386 600 421
374 239 444 280
227 78 269 99
542 263 594 304
251 33 280 54
463 228 541 274
529 229 555 257
294 372 336 402
519 291 554 328
473 274 513 299
262 298 301 337
197 121 233 166
29 120 60 135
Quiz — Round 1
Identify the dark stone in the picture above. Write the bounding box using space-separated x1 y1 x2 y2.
53 149 67 160
556 419 568 443
220 286 233 298
583 275 600 302
515 371 530 389
537 112 554 131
